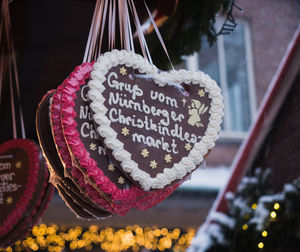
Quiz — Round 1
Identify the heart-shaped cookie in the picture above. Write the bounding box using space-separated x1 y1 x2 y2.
0 139 43 237
0 159 53 247
88 50 223 191
60 62 181 213
36 89 113 218
51 86 116 214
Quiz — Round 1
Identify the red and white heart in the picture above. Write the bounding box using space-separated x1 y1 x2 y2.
58 62 182 213
88 50 223 191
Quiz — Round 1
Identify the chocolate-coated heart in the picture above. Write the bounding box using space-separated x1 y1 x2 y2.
88 50 223 190
36 89 113 217
0 139 41 236
0 159 53 248
60 62 181 213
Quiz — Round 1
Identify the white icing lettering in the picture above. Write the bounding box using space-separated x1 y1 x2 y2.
108 108 198 144
107 72 143 100
80 122 97 139
108 92 143 112
132 133 172 153
0 162 11 171
171 111 184 122
150 90 178 108
81 85 89 102
171 139 179 154
0 171 22 205
80 122 90 138
98 146 106 155
0 172 15 182
79 105 92 120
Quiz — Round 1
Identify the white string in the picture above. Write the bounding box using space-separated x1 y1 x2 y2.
83 0 98 63
118 0 124 49
98 0 108 58
108 0 112 51
91 0 104 61
122 0 129 50
128 0 152 62
83 0 99 63
112 0 116 50
83 0 173 69
2 0 17 139
135 74 187 94
143 0 174 70
2 0 26 139
124 0 134 52
8 60 17 139
7 9 26 138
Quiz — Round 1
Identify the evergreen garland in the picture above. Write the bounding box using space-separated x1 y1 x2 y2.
189 169 300 252
146 0 236 69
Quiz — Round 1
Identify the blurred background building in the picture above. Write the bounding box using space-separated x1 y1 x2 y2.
1 0 300 239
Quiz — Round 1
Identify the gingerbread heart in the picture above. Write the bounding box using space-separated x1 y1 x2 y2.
88 50 223 191
59 62 181 213
0 139 43 236
36 89 112 218
0 160 53 247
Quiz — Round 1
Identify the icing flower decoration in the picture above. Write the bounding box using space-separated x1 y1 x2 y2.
164 154 172 163
185 143 192 151
120 67 127 76
198 89 205 97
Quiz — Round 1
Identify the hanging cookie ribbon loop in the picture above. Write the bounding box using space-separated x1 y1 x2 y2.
82 0 174 69
1 0 26 139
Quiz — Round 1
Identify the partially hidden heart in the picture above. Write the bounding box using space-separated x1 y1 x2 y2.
88 50 224 191
0 139 41 235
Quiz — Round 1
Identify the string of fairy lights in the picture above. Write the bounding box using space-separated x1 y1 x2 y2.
241 202 281 250
0 224 195 252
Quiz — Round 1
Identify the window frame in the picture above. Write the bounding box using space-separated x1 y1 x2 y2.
185 20 256 142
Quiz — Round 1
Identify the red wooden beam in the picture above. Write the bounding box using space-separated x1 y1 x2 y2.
211 25 300 214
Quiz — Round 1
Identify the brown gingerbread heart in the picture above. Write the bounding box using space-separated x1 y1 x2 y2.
88 50 224 190
0 139 43 237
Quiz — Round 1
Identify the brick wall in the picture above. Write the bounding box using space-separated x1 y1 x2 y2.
206 0 300 168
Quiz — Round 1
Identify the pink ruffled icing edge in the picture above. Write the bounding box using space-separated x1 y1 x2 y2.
60 63 144 202
0 139 42 236
51 84 123 214
3 158 54 247
59 62 181 211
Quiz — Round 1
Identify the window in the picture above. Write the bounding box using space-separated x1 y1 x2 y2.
184 22 256 140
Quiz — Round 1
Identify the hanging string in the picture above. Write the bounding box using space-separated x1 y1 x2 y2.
83 0 174 69
83 0 99 63
143 0 174 70
8 58 17 139
90 0 103 61
6 4 26 138
111 0 116 50
97 0 108 58
128 0 152 63
118 0 124 49
83 0 110 63
2 0 17 139
2 0 26 139
124 0 134 52
122 0 129 50
108 0 117 51
108 0 112 51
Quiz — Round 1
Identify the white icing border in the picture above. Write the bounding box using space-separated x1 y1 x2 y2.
88 50 224 191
